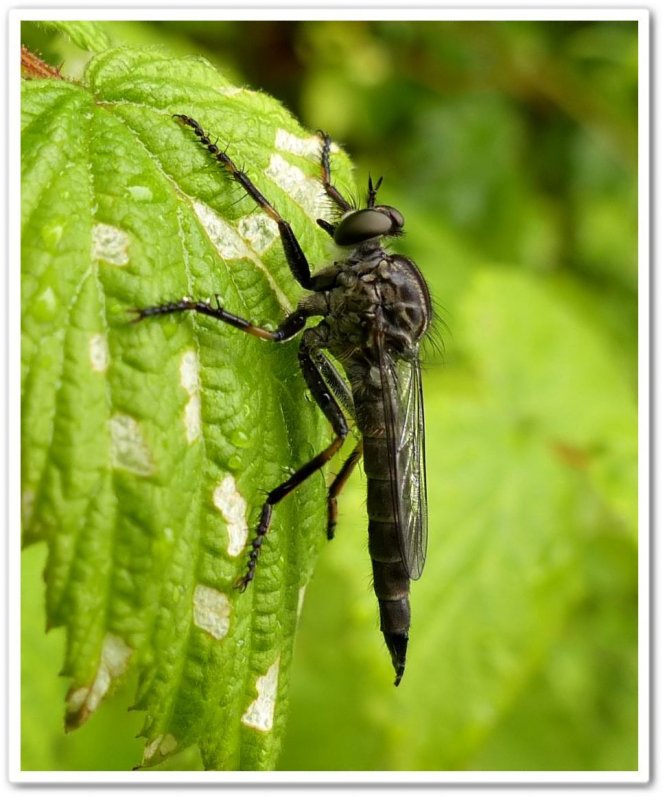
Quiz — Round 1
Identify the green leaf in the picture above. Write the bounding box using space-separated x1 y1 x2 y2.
461 268 638 535
36 20 111 53
21 47 353 770
468 533 638 771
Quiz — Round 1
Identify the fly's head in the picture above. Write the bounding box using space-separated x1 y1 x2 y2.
318 175 404 247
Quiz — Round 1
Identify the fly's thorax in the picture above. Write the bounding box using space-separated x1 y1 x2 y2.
374 254 432 348
321 250 431 356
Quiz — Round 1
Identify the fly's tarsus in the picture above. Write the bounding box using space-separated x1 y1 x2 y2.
173 113 279 222
235 506 272 591
318 130 352 213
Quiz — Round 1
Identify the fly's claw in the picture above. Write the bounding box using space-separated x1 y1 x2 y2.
126 307 144 324
172 112 197 129
326 511 337 541
127 305 160 324
235 559 257 592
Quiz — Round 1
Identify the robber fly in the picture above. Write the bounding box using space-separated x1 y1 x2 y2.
134 115 432 685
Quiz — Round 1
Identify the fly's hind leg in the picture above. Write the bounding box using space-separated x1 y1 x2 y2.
309 352 362 540
327 441 363 540
237 326 349 590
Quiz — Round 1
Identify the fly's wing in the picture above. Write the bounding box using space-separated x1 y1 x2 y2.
376 329 428 580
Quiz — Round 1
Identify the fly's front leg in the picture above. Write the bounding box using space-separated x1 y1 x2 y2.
131 295 306 342
174 114 313 290
237 326 349 590
318 131 352 213
316 131 351 238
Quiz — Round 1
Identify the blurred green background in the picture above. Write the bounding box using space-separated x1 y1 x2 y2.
21 19 639 771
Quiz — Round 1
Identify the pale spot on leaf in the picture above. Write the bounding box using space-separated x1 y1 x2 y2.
65 634 133 730
89 333 109 373
213 474 248 557
192 199 246 259
127 184 153 202
91 223 130 266
274 128 324 159
143 733 178 765
192 584 231 640
266 153 327 217
179 349 199 394
237 213 279 253
180 349 201 443
241 657 280 732
109 414 154 475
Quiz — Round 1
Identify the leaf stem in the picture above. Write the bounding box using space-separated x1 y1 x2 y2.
21 45 63 80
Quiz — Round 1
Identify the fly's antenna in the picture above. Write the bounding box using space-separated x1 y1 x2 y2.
367 175 383 208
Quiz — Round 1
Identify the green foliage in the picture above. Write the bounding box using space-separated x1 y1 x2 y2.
36 20 111 52
279 269 637 771
21 19 639 772
22 40 353 770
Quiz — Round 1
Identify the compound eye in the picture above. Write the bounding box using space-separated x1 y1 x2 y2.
377 205 404 229
334 209 392 246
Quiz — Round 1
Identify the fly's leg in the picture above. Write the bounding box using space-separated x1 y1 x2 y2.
315 131 352 238
237 327 349 590
327 441 363 540
310 352 361 540
174 114 312 290
130 295 306 342
317 131 352 213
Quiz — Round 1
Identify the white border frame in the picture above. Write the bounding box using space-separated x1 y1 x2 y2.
6 4 650 787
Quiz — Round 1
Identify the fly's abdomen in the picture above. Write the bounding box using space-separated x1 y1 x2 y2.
364 434 411 685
